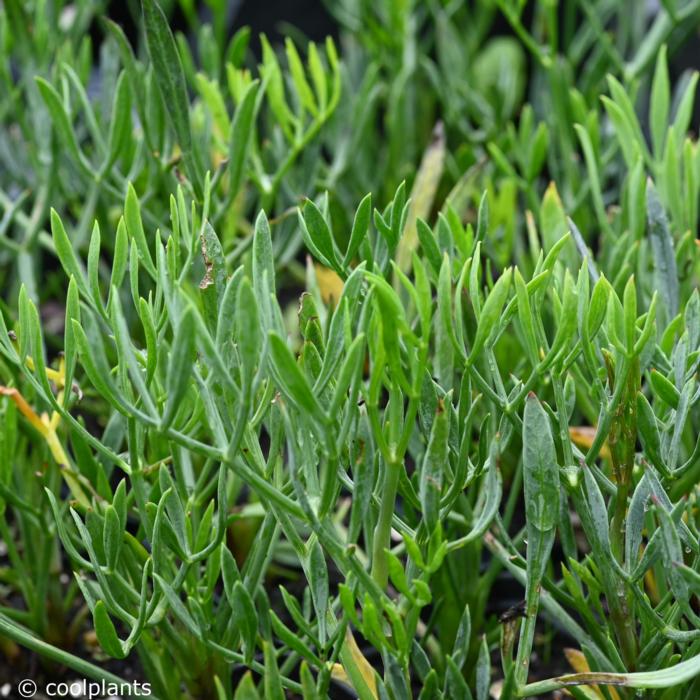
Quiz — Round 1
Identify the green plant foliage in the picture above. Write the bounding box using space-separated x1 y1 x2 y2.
3 0 700 698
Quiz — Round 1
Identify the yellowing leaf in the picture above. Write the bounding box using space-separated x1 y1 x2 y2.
564 648 621 700
331 663 350 686
0 385 90 508
0 386 48 436
25 355 65 387
569 426 611 461
338 628 378 700
315 264 344 307
645 566 660 604
565 647 591 674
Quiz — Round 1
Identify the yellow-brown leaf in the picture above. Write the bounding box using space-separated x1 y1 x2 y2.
564 648 620 700
315 264 344 307
569 426 611 461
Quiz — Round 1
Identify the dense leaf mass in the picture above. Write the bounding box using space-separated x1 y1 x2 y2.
3 1 700 698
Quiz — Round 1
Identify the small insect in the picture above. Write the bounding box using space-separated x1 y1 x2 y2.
499 600 527 623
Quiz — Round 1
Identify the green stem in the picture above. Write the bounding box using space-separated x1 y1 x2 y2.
371 459 401 588
606 356 639 668
261 112 330 212
518 647 700 697
513 526 555 688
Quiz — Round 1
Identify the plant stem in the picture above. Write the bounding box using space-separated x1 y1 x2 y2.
513 526 555 688
606 355 640 668
371 459 401 588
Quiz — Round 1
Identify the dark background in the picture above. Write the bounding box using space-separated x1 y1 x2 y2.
104 0 338 47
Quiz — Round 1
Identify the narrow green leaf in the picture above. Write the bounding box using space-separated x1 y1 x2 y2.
469 267 512 364
306 538 329 645
647 179 679 324
671 72 699 138
476 636 490 700
87 222 103 314
268 332 325 424
451 605 471 672
104 71 132 172
229 80 260 201
236 277 260 381
233 581 258 664
269 611 322 665
110 218 129 298
650 45 670 158
302 198 339 271
103 506 122 571
587 275 610 338
574 124 609 234
329 333 365 417
523 394 560 532
344 193 372 267
263 641 285 700
72 320 129 414
649 369 680 409
637 393 668 476
654 499 689 605
286 39 317 115
253 210 275 300
233 672 261 700
260 35 293 139
142 0 201 192
420 399 449 533
161 306 196 429
51 210 88 297
35 77 91 177
93 601 126 659
313 300 347 393
124 184 157 279
514 269 539 366
626 475 650 571
138 298 158 385
416 218 442 276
